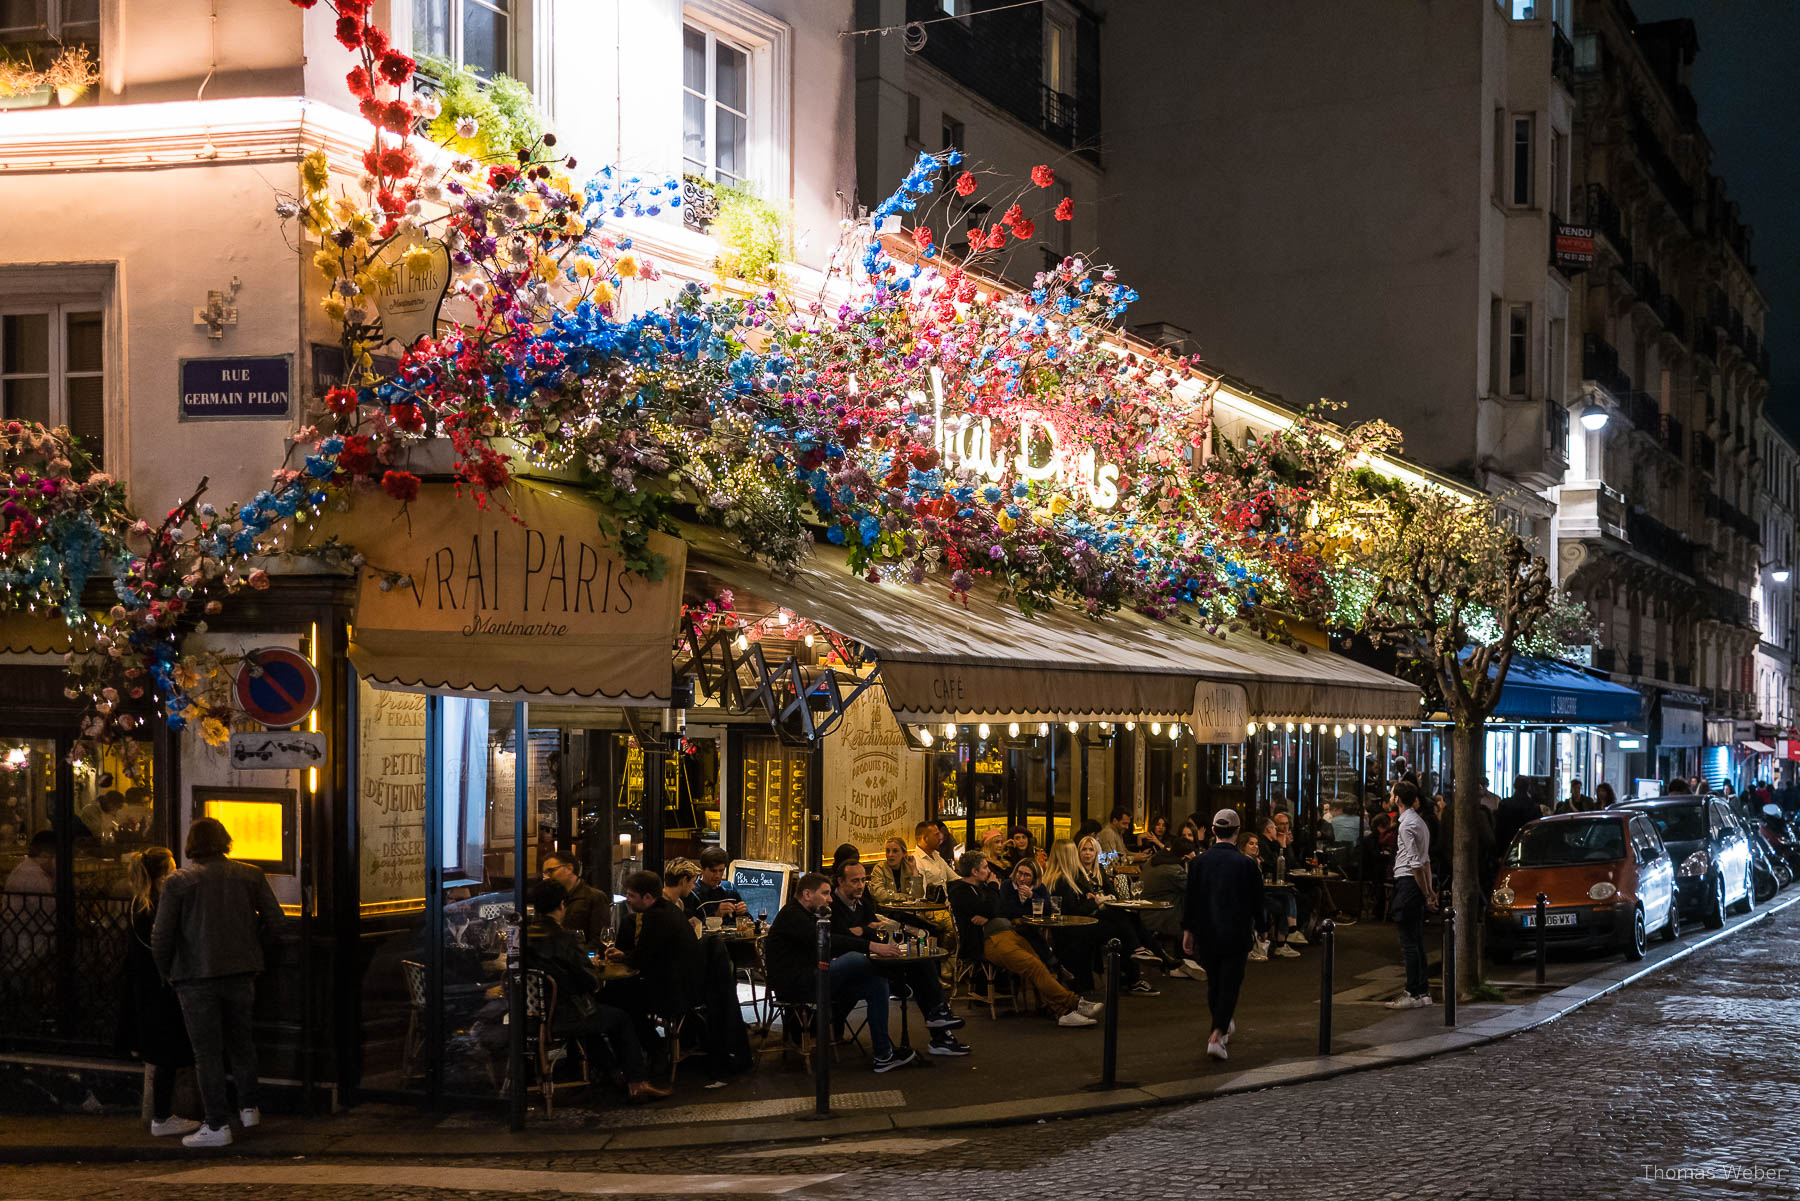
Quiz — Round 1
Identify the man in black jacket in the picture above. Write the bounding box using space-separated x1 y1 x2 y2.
1182 809 1263 1063
608 870 704 1037
765 872 917 1072
541 853 607 947
526 880 668 1103
831 860 969 1057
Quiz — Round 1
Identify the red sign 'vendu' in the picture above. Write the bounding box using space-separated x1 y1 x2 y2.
235 648 321 728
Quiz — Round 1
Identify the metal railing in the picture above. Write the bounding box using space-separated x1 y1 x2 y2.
1582 333 1632 398
1584 183 1632 267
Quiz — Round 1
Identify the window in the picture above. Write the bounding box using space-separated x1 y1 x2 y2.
1044 10 1075 97
413 0 510 79
905 92 922 147
0 0 98 47
1 305 104 463
683 22 750 185
1510 0 1537 17
1547 317 1564 404
1508 303 1531 396
1492 108 1505 202
942 114 965 154
681 3 791 198
1512 114 1534 205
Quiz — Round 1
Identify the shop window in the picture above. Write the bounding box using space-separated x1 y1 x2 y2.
1 305 104 466
681 1 792 199
413 0 511 79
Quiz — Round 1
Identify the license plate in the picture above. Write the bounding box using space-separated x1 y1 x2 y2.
1522 912 1577 928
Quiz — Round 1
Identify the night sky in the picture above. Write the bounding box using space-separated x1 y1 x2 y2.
1630 0 1799 440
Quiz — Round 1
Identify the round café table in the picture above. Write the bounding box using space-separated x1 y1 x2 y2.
867 947 950 1061
1100 899 1173 911
1016 913 1100 927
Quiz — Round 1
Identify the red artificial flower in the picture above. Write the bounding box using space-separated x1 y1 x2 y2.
362 24 389 58
345 65 372 98
358 96 383 125
1001 203 1024 228
378 146 414 177
337 0 369 14
1011 218 1035 239
290 0 319 7
323 386 358 416
378 49 415 86
336 435 376 475
954 171 978 197
381 470 421 503
334 14 363 50
381 100 414 133
1054 196 1074 221
913 225 933 248
984 228 1008 250
387 402 425 432
964 226 983 243
1031 164 1056 188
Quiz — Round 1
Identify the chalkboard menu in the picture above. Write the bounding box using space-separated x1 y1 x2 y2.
728 860 795 925
741 737 807 866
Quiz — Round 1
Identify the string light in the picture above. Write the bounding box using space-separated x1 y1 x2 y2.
1008 722 1021 737
1246 721 1257 736
1067 720 1079 733
918 727 934 747
1150 722 1161 736
978 722 990 739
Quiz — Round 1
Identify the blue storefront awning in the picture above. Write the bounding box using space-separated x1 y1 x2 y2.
1490 656 1644 724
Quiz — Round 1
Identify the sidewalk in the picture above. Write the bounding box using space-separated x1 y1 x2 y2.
3 896 1791 1161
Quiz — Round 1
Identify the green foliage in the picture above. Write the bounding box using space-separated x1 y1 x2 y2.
418 54 542 160
706 180 790 284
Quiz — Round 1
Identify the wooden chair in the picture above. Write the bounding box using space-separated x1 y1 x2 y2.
954 957 1017 1020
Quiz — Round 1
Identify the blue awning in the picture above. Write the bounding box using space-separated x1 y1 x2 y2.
1490 656 1643 724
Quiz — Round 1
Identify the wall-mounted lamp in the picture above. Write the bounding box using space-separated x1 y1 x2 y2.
1578 401 1610 432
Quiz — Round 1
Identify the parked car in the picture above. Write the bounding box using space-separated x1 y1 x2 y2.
1488 812 1677 963
1616 797 1753 930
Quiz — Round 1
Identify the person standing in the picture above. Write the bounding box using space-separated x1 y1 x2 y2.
150 818 282 1148
1181 810 1264 1062
1385 781 1438 1009
121 847 199 1137
1558 779 1594 814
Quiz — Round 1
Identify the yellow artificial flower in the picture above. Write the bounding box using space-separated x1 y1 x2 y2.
564 294 585 312
321 297 347 322
300 150 330 193
573 256 598 279
592 281 617 305
532 255 559 282
366 262 397 290
1048 494 1072 516
172 661 201 691
333 196 359 222
996 511 1017 532
312 247 340 278
199 717 230 748
348 213 376 240
402 244 435 276
615 253 639 278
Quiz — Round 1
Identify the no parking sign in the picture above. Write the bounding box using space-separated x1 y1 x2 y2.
234 648 320 729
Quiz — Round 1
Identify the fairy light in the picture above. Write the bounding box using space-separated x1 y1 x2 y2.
978 723 990 739
1008 722 1020 737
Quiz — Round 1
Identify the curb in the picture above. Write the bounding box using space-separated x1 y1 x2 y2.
4 895 1792 1162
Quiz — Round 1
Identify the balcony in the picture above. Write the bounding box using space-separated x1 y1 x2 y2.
1698 324 1720 361
1594 647 1617 672
1557 482 1627 540
1674 664 1692 686
1039 85 1083 148
1631 112 1696 228
1553 25 1576 89
1623 389 1661 438
1583 183 1632 268
1655 658 1670 681
1657 295 1686 342
1630 262 1663 313
1546 398 1570 448
1625 507 1699 576
1699 582 1752 627
1696 431 1717 474
1582 333 1632 398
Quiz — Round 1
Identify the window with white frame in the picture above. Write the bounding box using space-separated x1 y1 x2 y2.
413 0 511 79
0 0 99 47
680 2 791 199
1 304 105 464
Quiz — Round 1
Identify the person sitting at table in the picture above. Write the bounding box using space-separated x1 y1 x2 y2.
979 828 1012 877
1002 825 1036 871
1076 834 1181 971
1138 839 1204 978
997 857 1069 978
870 836 922 904
830 860 970 1056
1239 835 1300 959
911 822 954 895
541 853 608 948
693 849 748 920
946 852 1099 1028
933 819 963 865
607 870 704 1048
525 880 670 1103
1044 840 1159 995
764 871 918 1072
1140 816 1172 855
1073 818 1103 845
1097 807 1136 861
1327 801 1364 845
662 859 703 925
830 844 861 871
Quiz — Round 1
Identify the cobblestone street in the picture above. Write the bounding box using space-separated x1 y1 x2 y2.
7 902 1796 1201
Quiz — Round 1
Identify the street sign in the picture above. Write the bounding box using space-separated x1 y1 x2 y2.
179 355 295 420
228 730 328 770
234 648 321 729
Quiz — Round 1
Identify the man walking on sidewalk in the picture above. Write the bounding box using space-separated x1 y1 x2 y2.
1182 809 1263 1062
1386 780 1438 1009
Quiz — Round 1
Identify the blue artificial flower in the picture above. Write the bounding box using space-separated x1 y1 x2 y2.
859 515 881 544
827 524 846 545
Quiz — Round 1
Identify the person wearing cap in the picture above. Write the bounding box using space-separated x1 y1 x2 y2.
1181 808 1264 1062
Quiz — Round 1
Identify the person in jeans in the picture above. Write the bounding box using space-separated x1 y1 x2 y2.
764 872 917 1072
830 860 970 1056
121 846 199 1137
150 817 282 1148
946 853 1100 1028
1182 809 1264 1062
1386 780 1438 1009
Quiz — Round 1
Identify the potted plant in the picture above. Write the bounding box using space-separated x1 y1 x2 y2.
43 44 100 106
0 50 50 109
414 54 542 160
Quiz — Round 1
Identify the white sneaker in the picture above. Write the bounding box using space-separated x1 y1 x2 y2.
238 1107 261 1129
1206 1036 1229 1061
1076 999 1104 1018
150 1116 201 1137
182 1124 233 1148
1410 993 1434 1008
1180 959 1207 981
1273 943 1301 958
1057 1009 1098 1028
1248 946 1268 962
1222 1019 1236 1045
1129 947 1159 963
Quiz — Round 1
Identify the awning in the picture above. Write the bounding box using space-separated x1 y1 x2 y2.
1741 740 1774 754
0 612 92 655
681 526 1419 725
314 481 685 702
1491 656 1643 723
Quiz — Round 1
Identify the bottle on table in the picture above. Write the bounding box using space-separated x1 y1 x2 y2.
1276 849 1287 884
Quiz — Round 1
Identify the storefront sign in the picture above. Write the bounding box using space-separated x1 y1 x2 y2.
1190 680 1249 744
823 685 926 857
1552 221 1595 273
357 680 426 909
372 229 451 349
326 482 686 700
179 355 294 420
228 730 327 770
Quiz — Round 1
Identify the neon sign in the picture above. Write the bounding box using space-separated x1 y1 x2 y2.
913 367 1122 508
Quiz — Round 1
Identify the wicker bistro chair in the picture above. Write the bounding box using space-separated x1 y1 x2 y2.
399 959 428 1083
953 956 1025 1020
518 968 588 1116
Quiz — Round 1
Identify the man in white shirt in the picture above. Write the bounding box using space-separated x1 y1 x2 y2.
911 821 953 893
1097 807 1134 860
1385 781 1437 1009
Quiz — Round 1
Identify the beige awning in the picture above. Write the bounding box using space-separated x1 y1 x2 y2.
313 481 685 702
0 612 93 655
681 526 1418 726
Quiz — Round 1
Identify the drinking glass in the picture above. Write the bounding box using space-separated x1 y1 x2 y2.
1050 895 1063 917
1031 897 1046 918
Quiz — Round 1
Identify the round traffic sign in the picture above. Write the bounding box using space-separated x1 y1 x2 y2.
235 648 321 728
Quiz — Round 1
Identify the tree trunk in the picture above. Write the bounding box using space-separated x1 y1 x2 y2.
1451 717 1485 1000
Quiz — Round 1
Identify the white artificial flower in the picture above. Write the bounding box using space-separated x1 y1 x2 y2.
418 95 442 120
454 116 479 140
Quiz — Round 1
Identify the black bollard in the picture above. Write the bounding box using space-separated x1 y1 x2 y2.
813 913 832 1116
1100 939 1121 1088
1534 892 1548 986
1441 894 1456 1027
1318 919 1336 1055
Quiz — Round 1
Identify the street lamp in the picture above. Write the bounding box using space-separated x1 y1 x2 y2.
1776 568 1791 583
1578 401 1610 432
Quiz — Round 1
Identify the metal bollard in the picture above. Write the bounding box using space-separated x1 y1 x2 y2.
1535 892 1549 986
1440 895 1456 1027
1100 939 1121 1089
813 914 832 1116
1317 919 1336 1055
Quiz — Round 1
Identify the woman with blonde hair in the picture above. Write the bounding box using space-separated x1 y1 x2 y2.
1046 839 1160 994
121 847 200 1137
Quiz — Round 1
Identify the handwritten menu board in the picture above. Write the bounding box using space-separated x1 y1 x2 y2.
741 738 808 866
358 679 427 910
